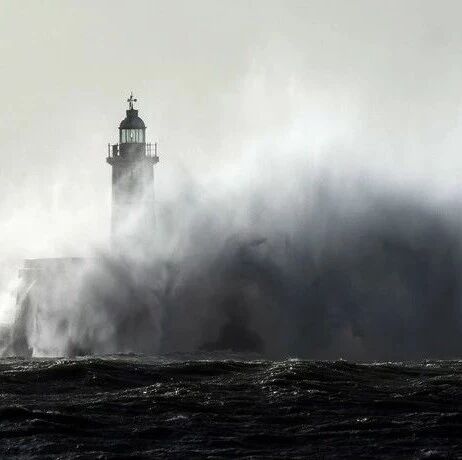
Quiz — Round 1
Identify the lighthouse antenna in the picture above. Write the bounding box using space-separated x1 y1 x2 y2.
127 92 137 110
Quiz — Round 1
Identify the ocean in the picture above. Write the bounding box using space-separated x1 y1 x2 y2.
1 355 461 459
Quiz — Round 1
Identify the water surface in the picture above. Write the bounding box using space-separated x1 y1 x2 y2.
1 355 461 458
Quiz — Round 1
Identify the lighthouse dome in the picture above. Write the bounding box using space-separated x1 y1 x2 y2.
119 109 146 129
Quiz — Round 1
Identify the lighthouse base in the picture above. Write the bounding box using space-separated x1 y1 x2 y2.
6 258 88 357
4 256 161 357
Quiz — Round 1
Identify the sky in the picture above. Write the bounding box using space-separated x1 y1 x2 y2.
1 0 462 257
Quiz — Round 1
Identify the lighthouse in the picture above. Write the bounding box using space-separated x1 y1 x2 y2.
5 95 161 357
106 94 159 250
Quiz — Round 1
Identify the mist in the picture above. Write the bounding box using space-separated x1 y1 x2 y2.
1 1 462 359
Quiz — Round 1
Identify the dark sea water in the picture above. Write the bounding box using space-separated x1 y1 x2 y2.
1 355 462 459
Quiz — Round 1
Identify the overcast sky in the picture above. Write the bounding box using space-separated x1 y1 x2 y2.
1 0 462 256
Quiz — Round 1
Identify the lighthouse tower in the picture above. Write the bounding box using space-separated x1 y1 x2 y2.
106 94 159 250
